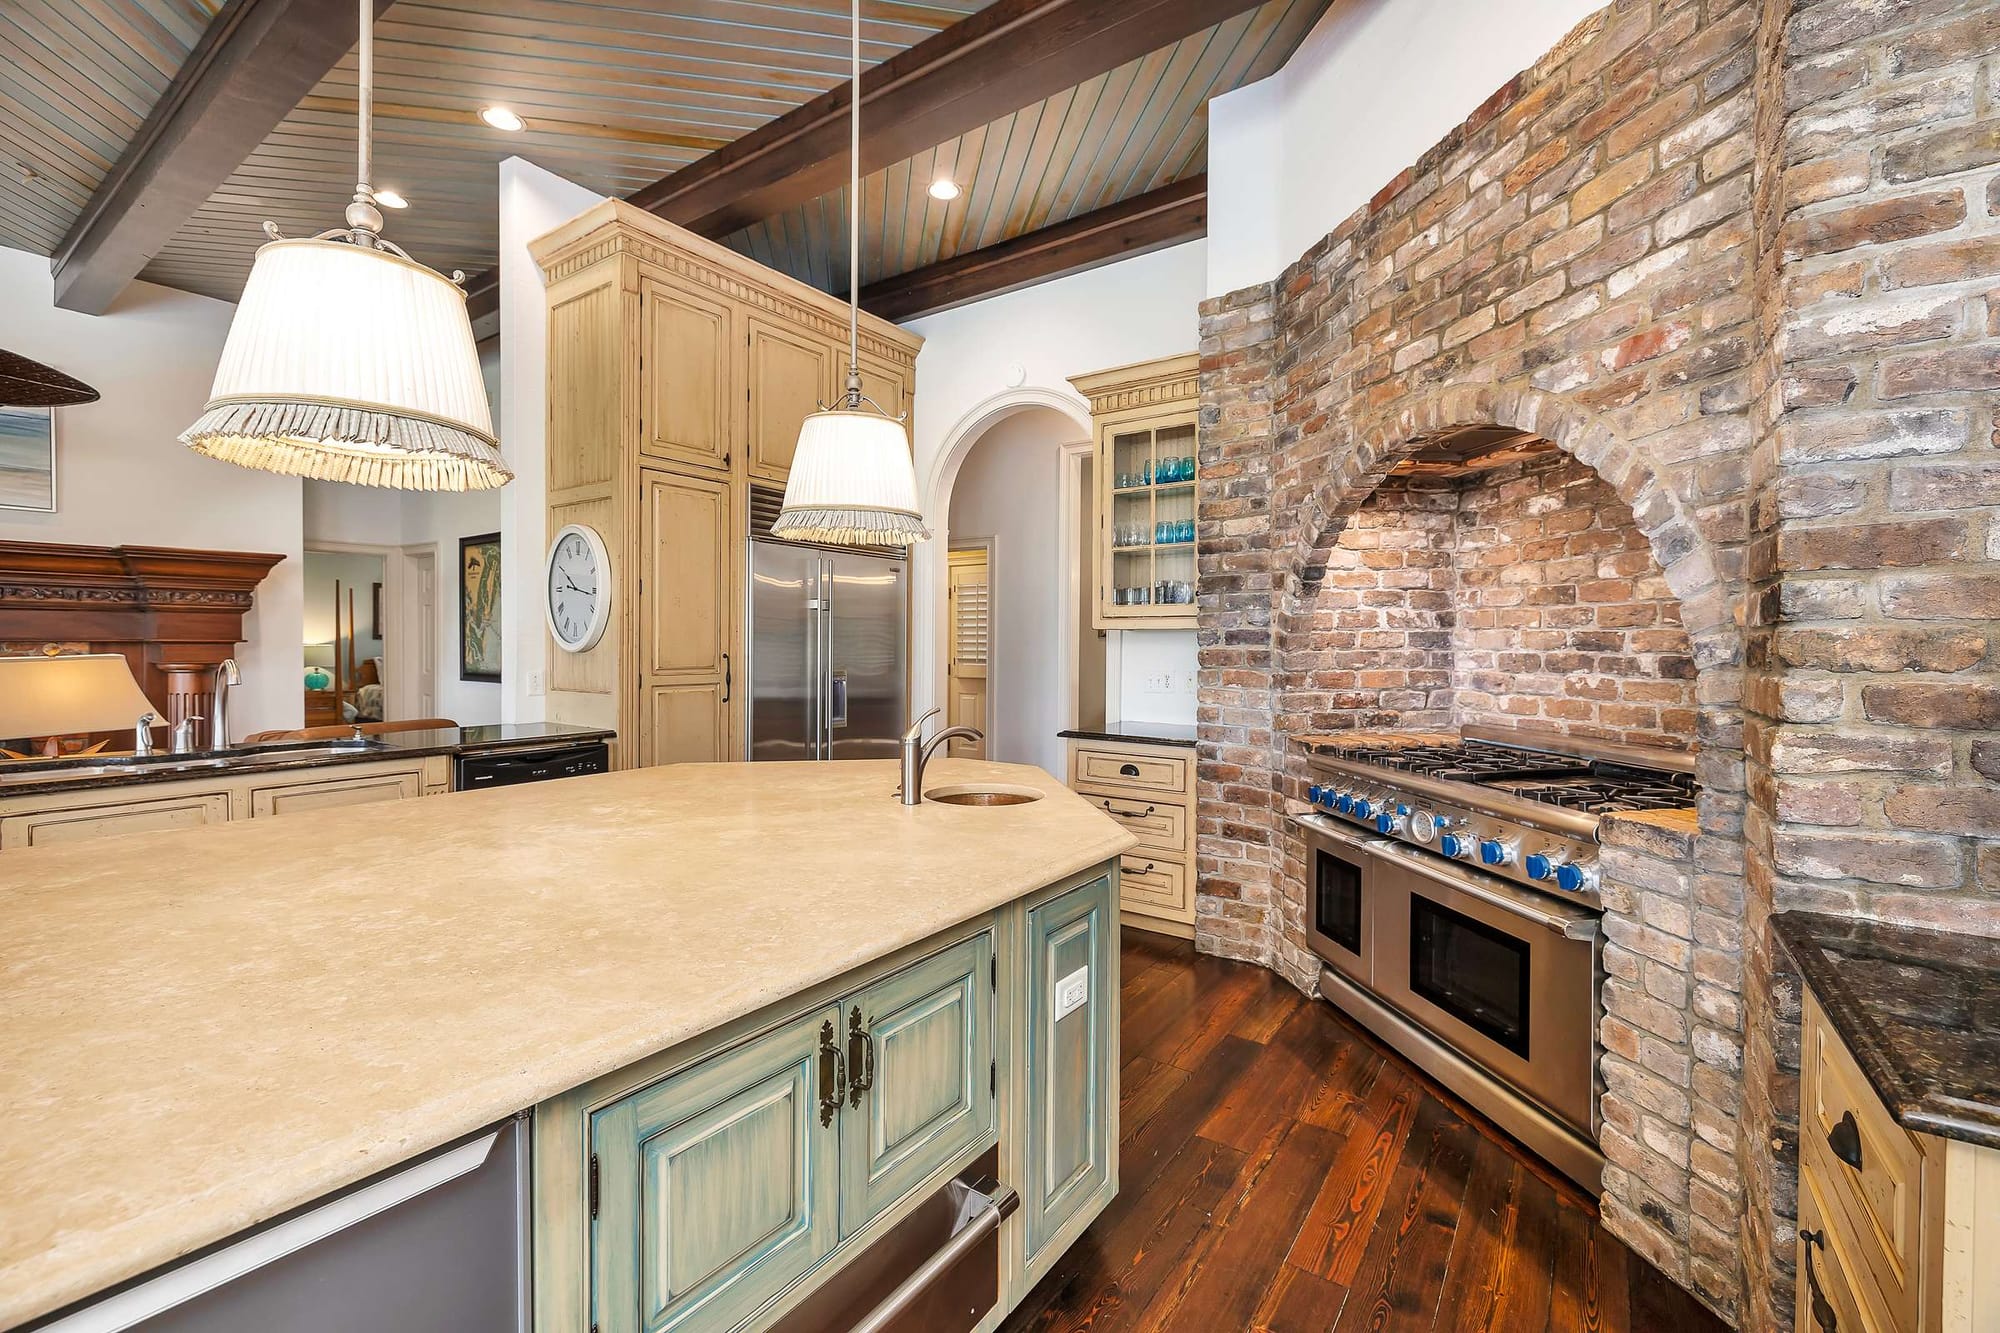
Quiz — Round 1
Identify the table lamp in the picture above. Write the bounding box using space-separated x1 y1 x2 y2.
304 642 335 691
0 654 163 758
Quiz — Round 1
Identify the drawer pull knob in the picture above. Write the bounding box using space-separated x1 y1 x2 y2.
1827 1110 1863 1170
1800 1229 1838 1332
1118 763 1140 777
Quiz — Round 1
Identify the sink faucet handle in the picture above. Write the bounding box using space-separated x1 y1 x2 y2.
901 707 942 744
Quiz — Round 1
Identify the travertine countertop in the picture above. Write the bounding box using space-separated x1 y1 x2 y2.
0 758 1131 1329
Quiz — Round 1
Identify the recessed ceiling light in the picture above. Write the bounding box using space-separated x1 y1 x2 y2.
374 189 408 209
928 178 960 201
480 106 525 133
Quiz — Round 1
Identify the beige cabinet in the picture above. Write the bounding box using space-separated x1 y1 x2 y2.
1066 738 1198 937
638 468 735 766
1069 354 1200 631
0 789 230 849
0 755 449 850
639 276 733 472
746 315 835 484
531 201 921 768
1800 987 2000 1332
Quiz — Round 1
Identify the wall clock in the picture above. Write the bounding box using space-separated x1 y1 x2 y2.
545 523 611 653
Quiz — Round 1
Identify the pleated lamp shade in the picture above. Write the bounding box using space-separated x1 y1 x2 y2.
771 408 929 546
181 239 510 491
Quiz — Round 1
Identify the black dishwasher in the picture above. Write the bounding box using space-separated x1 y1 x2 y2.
453 741 609 791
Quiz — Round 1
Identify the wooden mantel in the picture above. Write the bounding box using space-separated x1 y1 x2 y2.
0 541 285 746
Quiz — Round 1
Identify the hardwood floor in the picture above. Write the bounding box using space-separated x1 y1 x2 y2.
1002 930 1729 1333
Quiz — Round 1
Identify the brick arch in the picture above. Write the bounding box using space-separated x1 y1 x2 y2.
1277 383 1735 659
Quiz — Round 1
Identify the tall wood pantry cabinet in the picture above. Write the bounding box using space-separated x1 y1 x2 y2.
530 201 922 768
1068 353 1200 632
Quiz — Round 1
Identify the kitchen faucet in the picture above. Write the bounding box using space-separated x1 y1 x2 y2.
211 657 240 749
899 708 984 806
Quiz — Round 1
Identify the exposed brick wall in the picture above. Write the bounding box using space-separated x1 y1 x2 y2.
1195 0 2000 1321
1294 453 1702 744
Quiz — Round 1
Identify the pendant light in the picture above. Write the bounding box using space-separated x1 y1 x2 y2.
770 0 928 546
179 0 508 491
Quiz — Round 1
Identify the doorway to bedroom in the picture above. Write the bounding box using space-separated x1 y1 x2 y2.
302 543 438 727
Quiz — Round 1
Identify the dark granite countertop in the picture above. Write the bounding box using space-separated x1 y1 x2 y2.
0 723 615 797
1058 721 1197 749
1774 911 2000 1150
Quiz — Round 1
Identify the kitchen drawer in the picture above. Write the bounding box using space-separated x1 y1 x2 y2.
0 790 230 848
249 766 428 817
1072 746 1188 796
1119 855 1190 920
1803 993 1924 1332
1801 1171 1892 1333
1077 788 1187 857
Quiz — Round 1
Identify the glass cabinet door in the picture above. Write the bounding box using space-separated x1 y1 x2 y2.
1100 414 1197 624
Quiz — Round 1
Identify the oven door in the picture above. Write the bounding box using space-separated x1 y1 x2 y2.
1297 817 1379 989
1369 847 1600 1135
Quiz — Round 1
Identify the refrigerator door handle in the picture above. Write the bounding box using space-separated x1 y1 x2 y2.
821 560 836 755
805 565 821 761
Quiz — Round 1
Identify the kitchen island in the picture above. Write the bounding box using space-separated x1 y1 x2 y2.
0 758 1132 1332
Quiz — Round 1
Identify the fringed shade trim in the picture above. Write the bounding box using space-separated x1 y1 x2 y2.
181 399 513 491
768 505 930 548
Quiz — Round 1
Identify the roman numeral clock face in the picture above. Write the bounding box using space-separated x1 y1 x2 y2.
545 525 609 652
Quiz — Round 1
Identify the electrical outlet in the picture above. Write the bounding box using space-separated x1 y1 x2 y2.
1055 966 1089 1020
1144 672 1172 693
527 669 545 697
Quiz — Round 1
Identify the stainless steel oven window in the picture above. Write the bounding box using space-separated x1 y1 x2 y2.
1407 895 1533 1059
1313 847 1363 957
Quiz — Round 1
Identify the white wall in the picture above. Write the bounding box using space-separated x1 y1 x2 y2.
498 158 607 724
302 550 385 658
1207 0 1607 296
946 408 1070 776
0 245 303 736
907 241 1208 727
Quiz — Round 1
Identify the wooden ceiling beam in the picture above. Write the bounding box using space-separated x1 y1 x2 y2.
461 0 1251 336
628 0 1262 238
855 174 1205 323
50 0 392 315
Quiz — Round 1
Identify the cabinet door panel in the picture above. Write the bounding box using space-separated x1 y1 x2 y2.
592 1007 840 1333
639 468 733 766
854 354 908 428
840 933 994 1235
1 791 230 848
747 320 833 484
250 769 426 817
641 279 732 471
1024 875 1115 1262
643 683 729 766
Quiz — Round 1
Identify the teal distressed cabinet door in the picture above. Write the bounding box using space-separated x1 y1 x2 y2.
840 931 995 1235
1024 875 1116 1262
590 1005 842 1332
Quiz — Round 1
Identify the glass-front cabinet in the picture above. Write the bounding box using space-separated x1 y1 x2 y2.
1070 353 1200 630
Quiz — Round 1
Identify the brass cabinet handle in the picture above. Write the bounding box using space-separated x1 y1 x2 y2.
1100 799 1156 818
1118 763 1140 777
1827 1110 1863 1170
846 1005 876 1109
1800 1230 1838 1332
817 1018 846 1127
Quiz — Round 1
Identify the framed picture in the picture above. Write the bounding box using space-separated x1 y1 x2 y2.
459 532 502 682
370 581 384 640
0 406 56 513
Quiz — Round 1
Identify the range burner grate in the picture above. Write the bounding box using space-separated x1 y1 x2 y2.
1503 772 1699 814
1325 738 1596 782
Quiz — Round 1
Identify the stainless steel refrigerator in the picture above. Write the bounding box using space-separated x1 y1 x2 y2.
748 540 908 761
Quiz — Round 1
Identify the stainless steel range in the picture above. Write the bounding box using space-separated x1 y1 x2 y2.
1290 724 1698 1194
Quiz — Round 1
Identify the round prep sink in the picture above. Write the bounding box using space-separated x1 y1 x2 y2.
924 784 1044 807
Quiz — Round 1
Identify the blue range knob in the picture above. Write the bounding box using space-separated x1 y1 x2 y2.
1524 853 1556 881
1556 862 1591 892
1334 792 1353 813
1376 812 1397 834
1353 799 1373 820
1319 788 1338 809
1307 784 1323 804
1439 834 1467 859
1479 839 1510 866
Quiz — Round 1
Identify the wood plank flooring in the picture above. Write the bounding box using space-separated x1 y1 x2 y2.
1002 930 1730 1333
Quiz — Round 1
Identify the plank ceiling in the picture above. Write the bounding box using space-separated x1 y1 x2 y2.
4 0 1330 309
0 0 223 258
